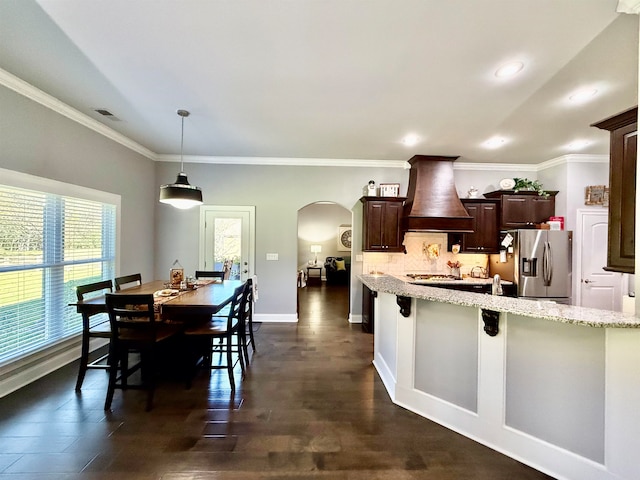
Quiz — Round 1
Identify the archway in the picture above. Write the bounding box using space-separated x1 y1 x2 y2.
297 202 352 320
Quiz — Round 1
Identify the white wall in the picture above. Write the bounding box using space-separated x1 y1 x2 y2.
0 85 157 281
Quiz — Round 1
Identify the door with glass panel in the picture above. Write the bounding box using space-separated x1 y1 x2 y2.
199 206 255 282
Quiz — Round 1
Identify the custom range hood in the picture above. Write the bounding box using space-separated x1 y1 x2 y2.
401 155 474 233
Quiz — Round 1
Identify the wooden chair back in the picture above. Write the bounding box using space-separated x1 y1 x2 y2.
195 270 225 282
76 279 113 327
105 293 158 345
114 273 142 291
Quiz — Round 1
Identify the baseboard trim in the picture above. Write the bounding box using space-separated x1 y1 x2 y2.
0 338 107 398
349 314 363 324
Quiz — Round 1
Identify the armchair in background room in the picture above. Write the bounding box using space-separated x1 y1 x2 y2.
324 256 351 285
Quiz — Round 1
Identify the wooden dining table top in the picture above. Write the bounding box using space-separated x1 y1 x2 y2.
71 279 244 318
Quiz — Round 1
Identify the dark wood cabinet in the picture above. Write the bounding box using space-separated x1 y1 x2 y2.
484 190 557 230
362 284 375 333
361 197 406 252
459 199 500 253
592 106 637 274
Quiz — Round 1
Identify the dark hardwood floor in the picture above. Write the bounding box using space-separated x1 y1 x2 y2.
0 282 554 479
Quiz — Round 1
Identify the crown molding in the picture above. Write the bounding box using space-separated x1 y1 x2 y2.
617 0 640 14
454 162 538 172
537 154 609 171
158 154 608 171
155 154 408 169
0 68 157 161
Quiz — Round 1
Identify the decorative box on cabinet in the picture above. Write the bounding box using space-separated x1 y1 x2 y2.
361 196 406 252
592 106 637 274
483 190 558 230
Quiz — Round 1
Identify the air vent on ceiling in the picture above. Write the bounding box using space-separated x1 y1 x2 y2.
93 108 120 121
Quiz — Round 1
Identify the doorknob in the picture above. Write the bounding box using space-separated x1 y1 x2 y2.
583 279 596 284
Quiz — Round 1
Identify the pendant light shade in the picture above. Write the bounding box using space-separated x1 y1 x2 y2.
159 109 203 209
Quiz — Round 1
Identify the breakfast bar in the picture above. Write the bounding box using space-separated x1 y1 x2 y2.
360 274 640 480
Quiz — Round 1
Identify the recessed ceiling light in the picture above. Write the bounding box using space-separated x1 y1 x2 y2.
566 140 591 151
401 134 420 147
483 136 507 149
568 88 598 103
495 61 524 78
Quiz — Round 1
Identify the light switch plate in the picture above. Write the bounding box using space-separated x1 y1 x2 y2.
266 253 278 261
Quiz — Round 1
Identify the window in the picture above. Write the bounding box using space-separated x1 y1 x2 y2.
0 169 119 365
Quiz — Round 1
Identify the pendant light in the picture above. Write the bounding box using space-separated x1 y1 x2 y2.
159 109 203 209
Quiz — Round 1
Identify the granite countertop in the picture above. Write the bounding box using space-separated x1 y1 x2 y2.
359 274 640 328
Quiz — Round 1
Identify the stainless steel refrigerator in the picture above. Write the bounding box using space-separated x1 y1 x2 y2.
508 229 572 303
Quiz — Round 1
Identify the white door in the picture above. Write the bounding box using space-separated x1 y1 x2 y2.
199 206 255 282
577 210 622 311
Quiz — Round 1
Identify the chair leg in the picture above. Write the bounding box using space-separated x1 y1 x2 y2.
75 332 90 391
248 309 256 352
142 349 155 412
104 352 118 411
239 325 250 367
237 331 246 376
226 333 235 391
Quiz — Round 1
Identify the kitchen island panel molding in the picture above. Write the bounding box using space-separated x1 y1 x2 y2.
506 314 605 462
414 301 478 413
365 274 640 480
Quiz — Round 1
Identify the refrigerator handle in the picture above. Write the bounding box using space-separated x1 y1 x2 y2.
543 241 552 286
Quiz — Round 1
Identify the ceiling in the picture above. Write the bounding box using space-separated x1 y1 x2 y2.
0 0 638 165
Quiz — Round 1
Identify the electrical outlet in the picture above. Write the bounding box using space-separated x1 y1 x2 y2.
266 253 278 261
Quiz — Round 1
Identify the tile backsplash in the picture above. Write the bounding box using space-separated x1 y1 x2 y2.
362 232 489 277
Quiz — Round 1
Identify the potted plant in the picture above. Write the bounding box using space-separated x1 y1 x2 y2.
513 178 548 197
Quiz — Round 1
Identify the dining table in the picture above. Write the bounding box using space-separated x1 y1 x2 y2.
71 279 245 322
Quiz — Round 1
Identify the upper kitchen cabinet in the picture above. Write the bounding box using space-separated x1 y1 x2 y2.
361 197 406 252
460 199 500 252
484 190 558 230
592 106 637 274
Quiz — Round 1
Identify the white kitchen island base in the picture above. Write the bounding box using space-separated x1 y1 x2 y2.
371 287 640 480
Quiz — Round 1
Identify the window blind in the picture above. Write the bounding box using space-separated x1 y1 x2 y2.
0 184 116 364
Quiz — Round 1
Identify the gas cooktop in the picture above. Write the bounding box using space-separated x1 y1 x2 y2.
406 273 462 282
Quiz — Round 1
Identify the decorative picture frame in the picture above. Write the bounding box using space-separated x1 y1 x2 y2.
379 183 400 197
170 268 184 286
338 226 352 251
585 185 609 206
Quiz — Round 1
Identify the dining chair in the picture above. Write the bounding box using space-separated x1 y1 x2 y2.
114 273 142 291
194 270 225 282
211 278 253 366
181 282 247 391
244 277 257 355
74 279 113 391
104 293 181 411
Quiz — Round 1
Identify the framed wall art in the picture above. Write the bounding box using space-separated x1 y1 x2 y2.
585 185 609 206
338 226 352 251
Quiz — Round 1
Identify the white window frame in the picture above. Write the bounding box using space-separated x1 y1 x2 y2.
0 167 121 372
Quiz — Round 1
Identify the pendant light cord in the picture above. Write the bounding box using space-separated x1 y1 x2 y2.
177 109 190 174
180 114 184 174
